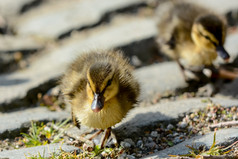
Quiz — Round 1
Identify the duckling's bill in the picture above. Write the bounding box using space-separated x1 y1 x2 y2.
216 45 230 62
91 93 105 112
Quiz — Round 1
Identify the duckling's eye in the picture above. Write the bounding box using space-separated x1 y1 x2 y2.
204 35 210 40
106 79 112 87
198 31 211 41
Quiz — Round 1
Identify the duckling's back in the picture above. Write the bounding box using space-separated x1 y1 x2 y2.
155 1 209 59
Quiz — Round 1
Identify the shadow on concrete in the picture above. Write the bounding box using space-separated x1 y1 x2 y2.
0 76 29 86
113 111 173 141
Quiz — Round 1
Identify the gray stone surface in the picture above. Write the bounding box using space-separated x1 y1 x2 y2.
135 62 187 100
224 32 238 61
0 97 237 157
220 78 238 98
144 127 238 158
191 0 238 14
0 16 157 110
1 10 238 110
14 0 145 39
0 143 80 159
114 98 238 140
0 107 70 138
0 35 43 53
0 0 37 17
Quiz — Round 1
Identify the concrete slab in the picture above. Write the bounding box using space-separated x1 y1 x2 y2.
0 107 70 138
114 97 238 139
14 0 145 39
0 143 80 159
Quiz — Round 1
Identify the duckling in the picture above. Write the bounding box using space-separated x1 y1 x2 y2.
155 1 230 81
60 50 140 148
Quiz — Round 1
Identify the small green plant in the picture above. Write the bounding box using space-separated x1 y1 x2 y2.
27 145 124 159
21 119 70 147
169 132 233 158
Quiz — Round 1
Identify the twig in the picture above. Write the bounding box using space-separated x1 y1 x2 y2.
209 121 238 129
218 69 238 80
201 155 238 159
222 140 238 151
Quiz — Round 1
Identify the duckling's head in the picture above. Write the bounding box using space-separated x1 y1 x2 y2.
86 62 119 113
191 14 230 61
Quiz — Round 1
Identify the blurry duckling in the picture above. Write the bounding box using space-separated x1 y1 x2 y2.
155 1 232 81
61 50 140 148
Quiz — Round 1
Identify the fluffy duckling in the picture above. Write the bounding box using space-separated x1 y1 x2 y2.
61 50 140 148
155 1 230 81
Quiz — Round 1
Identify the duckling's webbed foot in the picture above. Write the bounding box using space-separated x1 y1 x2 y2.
197 83 216 97
176 60 207 83
185 65 210 83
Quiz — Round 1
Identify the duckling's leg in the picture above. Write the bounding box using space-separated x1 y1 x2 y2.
100 127 111 148
176 59 190 81
88 129 103 140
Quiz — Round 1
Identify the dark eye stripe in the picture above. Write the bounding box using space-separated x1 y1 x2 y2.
198 31 218 47
101 77 113 94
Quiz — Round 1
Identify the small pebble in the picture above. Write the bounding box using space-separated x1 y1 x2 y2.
150 131 158 137
207 113 212 117
190 113 195 119
167 134 173 138
188 126 193 132
173 132 179 137
120 141 131 148
136 140 143 148
148 137 153 142
124 138 135 147
167 124 174 130
126 155 136 159
143 137 147 142
173 137 184 144
154 149 159 153
193 116 199 121
145 141 156 149
178 121 188 128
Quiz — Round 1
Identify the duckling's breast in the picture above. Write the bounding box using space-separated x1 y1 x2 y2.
75 98 126 129
179 43 217 66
